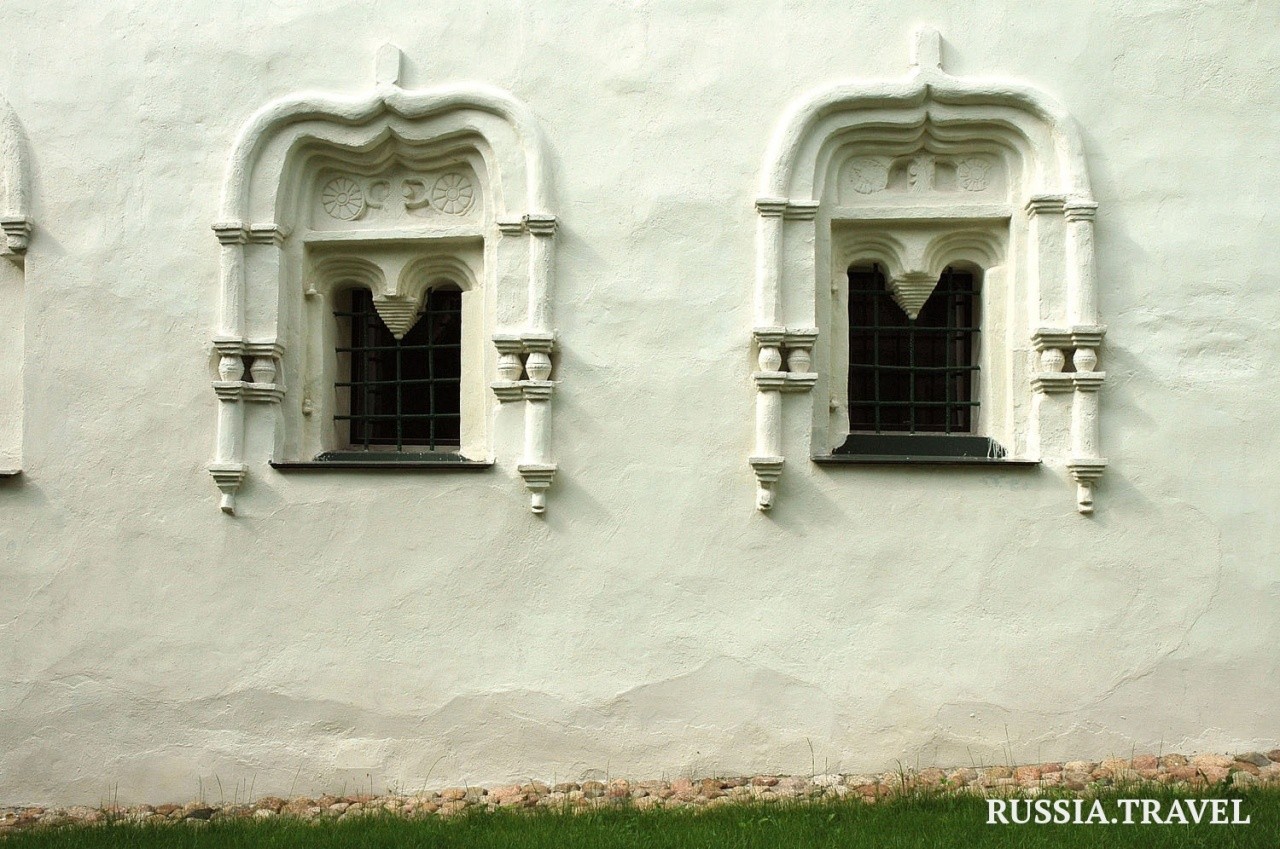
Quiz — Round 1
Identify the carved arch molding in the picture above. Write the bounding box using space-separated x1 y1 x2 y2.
750 28 1105 514
0 94 32 478
209 45 558 515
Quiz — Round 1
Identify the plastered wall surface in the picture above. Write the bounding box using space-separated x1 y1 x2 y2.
1 0 1277 805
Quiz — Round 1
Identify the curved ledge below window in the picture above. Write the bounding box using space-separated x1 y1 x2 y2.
270 452 492 471
0 469 21 477
814 434 1039 467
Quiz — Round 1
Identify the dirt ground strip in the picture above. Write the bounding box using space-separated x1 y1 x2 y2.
3 749 1278 831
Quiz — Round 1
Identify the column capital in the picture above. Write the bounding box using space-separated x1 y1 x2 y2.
1025 194 1066 217
1064 199 1098 222
212 221 249 244
524 213 557 236
755 197 789 218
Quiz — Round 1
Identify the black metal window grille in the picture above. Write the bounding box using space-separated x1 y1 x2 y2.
847 264 979 434
334 287 462 451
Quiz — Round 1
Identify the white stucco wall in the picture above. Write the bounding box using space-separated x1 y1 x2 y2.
0 0 1277 805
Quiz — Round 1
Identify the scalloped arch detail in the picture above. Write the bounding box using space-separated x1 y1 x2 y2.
220 78 551 224
760 28 1090 202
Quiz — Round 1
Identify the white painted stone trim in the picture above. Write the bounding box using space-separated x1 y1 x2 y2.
750 27 1105 513
209 46 558 514
0 93 31 479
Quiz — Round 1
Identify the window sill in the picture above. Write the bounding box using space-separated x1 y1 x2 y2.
815 433 1039 467
0 469 20 477
813 454 1039 467
270 452 492 471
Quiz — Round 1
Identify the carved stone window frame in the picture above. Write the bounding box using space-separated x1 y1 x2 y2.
0 94 32 479
209 46 558 515
750 29 1105 514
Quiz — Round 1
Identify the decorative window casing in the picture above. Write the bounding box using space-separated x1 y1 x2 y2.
750 28 1105 513
209 45 558 514
0 95 32 478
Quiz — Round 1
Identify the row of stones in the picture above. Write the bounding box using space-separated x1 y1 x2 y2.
3 749 1278 830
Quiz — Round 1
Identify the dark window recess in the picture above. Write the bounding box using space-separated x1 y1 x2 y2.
334 287 462 451
847 264 979 435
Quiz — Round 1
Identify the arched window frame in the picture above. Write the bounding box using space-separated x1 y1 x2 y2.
208 45 558 515
750 28 1105 514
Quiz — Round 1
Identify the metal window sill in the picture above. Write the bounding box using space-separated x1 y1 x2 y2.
816 433 1038 466
271 454 492 471
813 454 1039 467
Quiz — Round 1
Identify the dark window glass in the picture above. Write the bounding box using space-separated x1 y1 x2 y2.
847 265 979 434
334 287 462 450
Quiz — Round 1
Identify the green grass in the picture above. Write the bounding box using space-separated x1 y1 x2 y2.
5 787 1279 848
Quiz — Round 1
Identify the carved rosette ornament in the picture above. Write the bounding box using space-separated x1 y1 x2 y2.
321 177 366 220
848 158 889 194
431 172 475 215
956 157 991 191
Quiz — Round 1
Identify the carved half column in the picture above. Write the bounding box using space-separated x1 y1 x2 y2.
243 341 286 403
1 216 31 255
1029 328 1072 473
210 222 249 514
518 332 555 514
492 213 559 513
751 327 786 510
782 328 818 392
1066 326 1106 514
210 339 247 514
524 213 557 332
491 333 526 402
754 199 787 326
1025 195 1067 328
1064 200 1099 326
516 215 559 513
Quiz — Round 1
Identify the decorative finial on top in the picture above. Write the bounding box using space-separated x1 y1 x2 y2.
911 27 942 72
376 43 404 88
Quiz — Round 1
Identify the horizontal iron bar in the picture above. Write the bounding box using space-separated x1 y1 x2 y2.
847 326 981 333
335 413 461 420
849 401 980 408
847 363 980 372
336 378 462 387
332 309 461 317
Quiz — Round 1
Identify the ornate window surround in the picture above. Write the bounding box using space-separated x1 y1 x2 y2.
209 45 558 515
0 93 32 478
750 29 1105 514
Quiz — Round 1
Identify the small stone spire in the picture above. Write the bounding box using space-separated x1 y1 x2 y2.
376 43 403 88
911 27 942 72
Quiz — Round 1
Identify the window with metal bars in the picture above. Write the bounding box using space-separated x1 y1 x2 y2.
333 286 462 453
846 263 981 438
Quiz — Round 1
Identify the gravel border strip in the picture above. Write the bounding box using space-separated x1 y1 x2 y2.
3 749 1278 831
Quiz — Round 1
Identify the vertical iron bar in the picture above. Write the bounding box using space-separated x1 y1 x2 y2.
395 336 403 451
944 267 953 434
426 291 436 450
362 294 372 450
907 301 915 434
872 264 881 433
